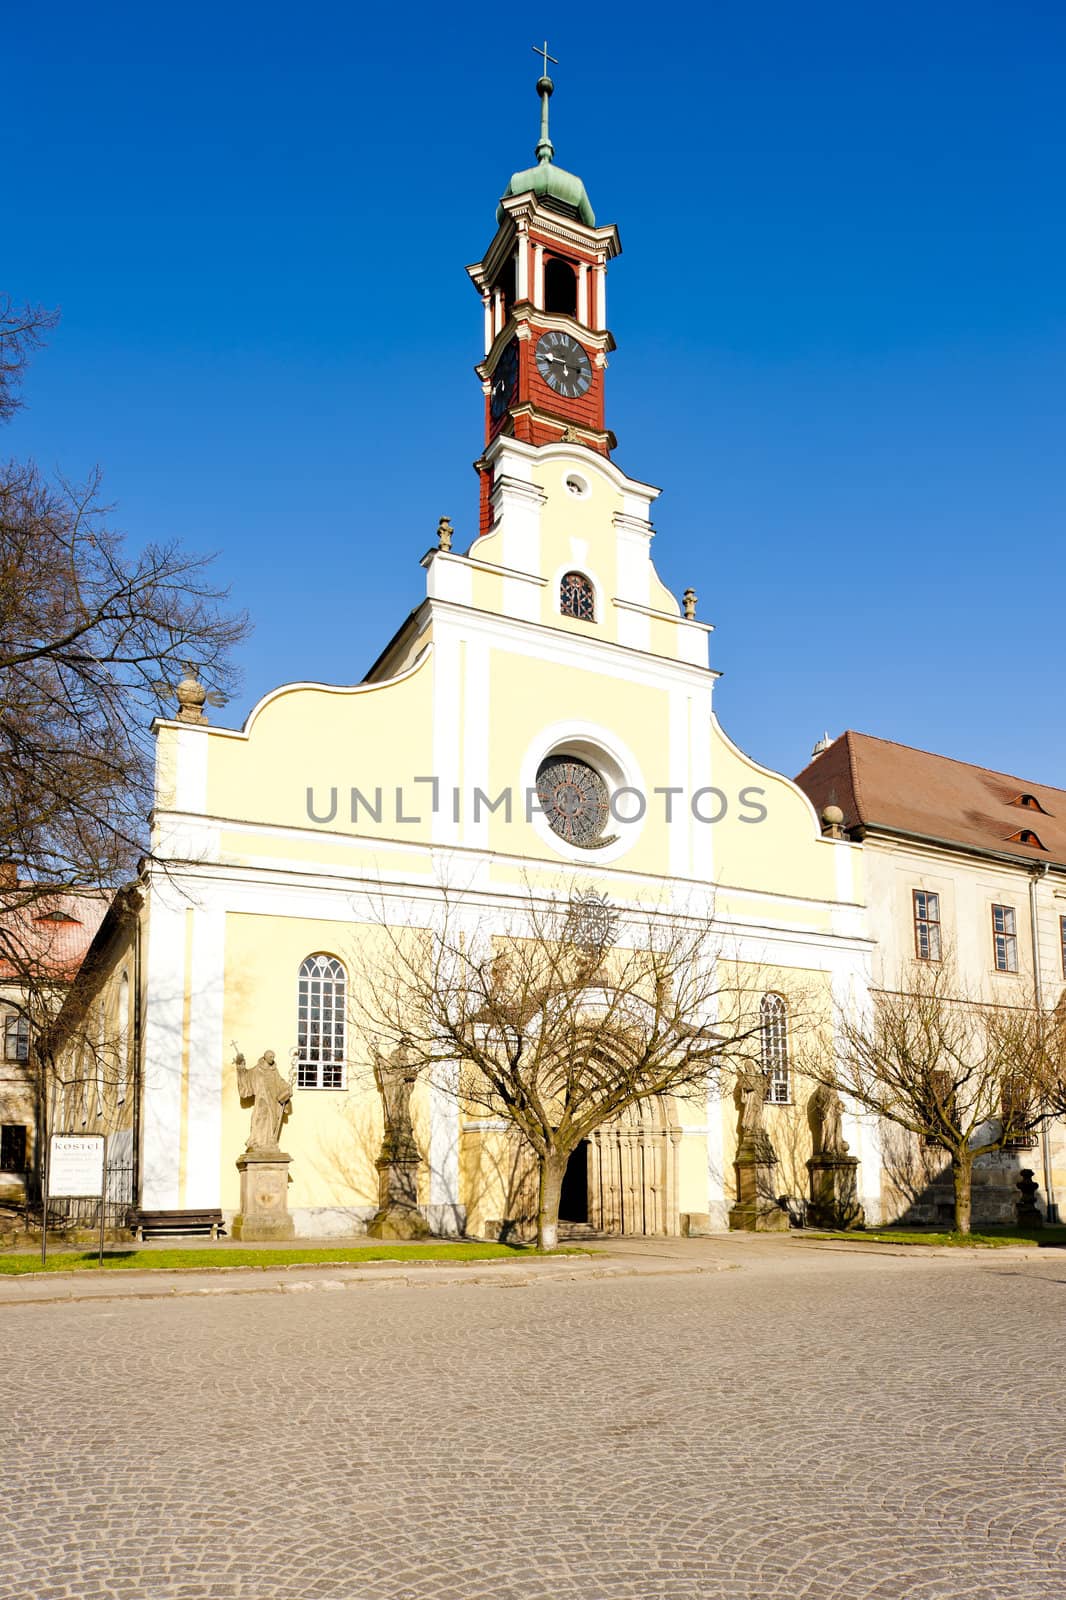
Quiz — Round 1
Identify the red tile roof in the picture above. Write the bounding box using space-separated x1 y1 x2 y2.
794 732 1066 869
0 891 110 983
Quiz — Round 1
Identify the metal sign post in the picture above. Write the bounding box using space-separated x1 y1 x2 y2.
47 1134 107 1267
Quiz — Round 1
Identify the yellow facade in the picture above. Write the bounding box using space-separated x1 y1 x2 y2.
113 422 876 1238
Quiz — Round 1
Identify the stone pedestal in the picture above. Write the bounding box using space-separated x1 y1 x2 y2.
1015 1168 1043 1229
729 1140 789 1232
367 1153 430 1240
232 1150 295 1241
807 1153 864 1230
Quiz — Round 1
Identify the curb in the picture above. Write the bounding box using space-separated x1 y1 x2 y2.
0 1254 733 1309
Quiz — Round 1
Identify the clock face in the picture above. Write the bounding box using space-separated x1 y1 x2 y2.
536 756 609 847
535 332 592 399
490 341 518 420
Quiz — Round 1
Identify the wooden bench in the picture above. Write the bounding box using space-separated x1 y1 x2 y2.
128 1208 224 1241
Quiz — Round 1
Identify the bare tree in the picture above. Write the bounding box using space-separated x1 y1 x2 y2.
359 883 792 1249
0 296 248 917
803 959 1051 1233
0 295 248 1203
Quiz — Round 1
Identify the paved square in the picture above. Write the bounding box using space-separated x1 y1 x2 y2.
3 1241 1065 1599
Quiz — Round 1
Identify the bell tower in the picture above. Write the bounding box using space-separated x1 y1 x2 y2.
467 47 621 534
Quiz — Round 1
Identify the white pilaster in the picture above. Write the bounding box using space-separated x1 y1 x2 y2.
428 1059 461 1235
577 262 589 324
482 293 493 354
140 884 188 1208
182 903 226 1206
533 243 544 308
594 264 607 330
516 236 529 302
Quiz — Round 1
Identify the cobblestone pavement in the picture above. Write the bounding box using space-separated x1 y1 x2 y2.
4 1240 1066 1600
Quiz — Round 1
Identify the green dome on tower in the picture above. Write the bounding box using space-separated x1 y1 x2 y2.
497 67 596 228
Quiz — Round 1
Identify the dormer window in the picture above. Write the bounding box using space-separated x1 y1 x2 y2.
560 571 595 622
1008 829 1047 850
1010 792 1049 814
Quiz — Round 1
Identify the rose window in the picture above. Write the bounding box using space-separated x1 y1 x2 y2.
536 756 610 848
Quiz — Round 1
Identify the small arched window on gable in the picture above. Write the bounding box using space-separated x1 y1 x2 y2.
560 571 595 622
297 954 347 1089
760 994 790 1104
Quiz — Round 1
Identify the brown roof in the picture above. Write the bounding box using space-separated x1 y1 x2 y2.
795 732 1066 869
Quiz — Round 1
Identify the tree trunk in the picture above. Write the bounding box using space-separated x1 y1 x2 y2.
951 1150 973 1235
537 1151 568 1252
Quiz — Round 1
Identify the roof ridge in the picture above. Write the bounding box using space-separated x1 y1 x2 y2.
841 729 1066 804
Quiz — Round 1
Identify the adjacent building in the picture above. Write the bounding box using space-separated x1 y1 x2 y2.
796 731 1066 1222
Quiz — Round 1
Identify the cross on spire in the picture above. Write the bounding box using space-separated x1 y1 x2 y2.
531 41 557 162
532 40 558 78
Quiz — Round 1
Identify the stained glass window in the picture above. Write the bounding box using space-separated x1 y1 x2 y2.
297 954 347 1088
536 757 610 848
560 571 595 622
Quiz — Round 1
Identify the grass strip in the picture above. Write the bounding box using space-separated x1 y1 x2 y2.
0 1241 551 1276
806 1226 1066 1249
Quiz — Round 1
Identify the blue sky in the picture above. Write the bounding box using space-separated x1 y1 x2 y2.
6 2 1065 785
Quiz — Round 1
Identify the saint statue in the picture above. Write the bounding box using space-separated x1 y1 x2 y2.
234 1048 292 1152
809 1081 848 1156
371 1036 421 1166
735 1068 776 1163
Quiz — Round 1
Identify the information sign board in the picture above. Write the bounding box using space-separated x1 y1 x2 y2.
49 1134 106 1198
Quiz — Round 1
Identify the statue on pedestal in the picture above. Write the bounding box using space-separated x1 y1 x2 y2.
368 1036 430 1239
806 1078 864 1230
231 1045 295 1241
729 1068 788 1231
235 1048 292 1152
809 1081 848 1157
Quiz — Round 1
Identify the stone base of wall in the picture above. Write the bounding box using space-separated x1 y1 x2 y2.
222 1204 469 1240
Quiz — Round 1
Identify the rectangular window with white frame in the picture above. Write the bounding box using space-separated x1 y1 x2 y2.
992 904 1019 973
912 890 942 961
3 1015 29 1063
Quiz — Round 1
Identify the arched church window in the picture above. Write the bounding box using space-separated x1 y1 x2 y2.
297 954 347 1089
544 256 578 316
560 571 595 622
760 994 790 1104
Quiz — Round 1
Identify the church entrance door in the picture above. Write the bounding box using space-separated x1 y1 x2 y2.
589 1098 682 1235
559 1140 590 1224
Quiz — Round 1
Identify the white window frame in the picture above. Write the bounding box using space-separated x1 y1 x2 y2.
296 954 347 1090
912 889 942 961
992 904 1019 973
760 994 791 1104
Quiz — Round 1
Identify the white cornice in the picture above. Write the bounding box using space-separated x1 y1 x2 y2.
468 199 621 291
425 595 719 689
477 310 613 378
153 646 432 742
422 550 547 589
484 434 662 505
613 596 715 636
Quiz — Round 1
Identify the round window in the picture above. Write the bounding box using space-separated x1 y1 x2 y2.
536 756 610 848
564 473 589 498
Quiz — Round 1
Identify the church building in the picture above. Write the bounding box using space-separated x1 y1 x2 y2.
53 69 880 1237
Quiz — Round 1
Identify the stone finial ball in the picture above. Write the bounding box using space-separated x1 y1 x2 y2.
822 805 844 826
